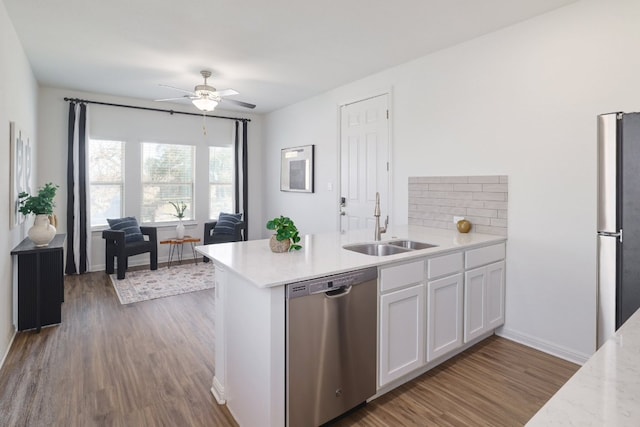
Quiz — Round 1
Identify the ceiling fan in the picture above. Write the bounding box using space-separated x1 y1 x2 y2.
155 70 256 112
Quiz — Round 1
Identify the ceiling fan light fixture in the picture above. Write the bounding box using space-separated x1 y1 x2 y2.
192 97 218 112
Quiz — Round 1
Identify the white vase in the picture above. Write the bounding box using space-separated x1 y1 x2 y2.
176 220 185 239
28 214 57 247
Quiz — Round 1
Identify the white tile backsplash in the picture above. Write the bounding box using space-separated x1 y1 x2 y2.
408 175 508 236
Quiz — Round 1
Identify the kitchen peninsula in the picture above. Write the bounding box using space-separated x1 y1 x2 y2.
196 225 507 426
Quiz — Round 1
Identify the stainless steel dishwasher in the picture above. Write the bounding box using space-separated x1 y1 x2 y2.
286 267 378 427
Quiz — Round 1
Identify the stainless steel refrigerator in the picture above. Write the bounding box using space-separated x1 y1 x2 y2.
597 112 640 348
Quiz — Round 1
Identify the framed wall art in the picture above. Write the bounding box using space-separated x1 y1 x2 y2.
281 145 314 193
9 122 28 228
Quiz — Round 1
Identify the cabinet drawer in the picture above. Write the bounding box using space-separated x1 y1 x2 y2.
427 252 463 279
465 243 506 269
380 260 425 293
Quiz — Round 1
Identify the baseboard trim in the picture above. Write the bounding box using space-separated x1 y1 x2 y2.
211 376 226 404
497 327 590 365
0 330 17 372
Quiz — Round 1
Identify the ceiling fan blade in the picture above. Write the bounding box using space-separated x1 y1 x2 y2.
212 88 239 97
155 94 197 102
158 84 196 96
223 98 256 109
154 95 191 102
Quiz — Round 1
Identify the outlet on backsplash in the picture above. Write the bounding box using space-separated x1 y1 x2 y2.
453 216 465 224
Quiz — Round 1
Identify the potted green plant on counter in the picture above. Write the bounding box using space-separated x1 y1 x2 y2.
18 182 59 246
266 215 302 252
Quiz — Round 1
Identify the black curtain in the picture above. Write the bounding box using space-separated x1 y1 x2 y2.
234 120 249 240
242 120 248 240
234 121 240 214
65 102 90 274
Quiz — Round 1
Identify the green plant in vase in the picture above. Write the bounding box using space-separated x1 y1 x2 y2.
169 201 187 239
169 201 187 219
18 182 59 247
18 182 59 216
266 215 302 252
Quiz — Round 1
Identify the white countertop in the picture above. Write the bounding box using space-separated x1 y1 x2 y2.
527 308 640 426
195 225 505 288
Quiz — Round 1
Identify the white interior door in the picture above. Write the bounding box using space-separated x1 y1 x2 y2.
339 94 390 233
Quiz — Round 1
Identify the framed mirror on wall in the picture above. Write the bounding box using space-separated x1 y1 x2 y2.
281 145 314 193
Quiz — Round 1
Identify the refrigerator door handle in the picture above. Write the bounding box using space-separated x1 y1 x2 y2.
598 229 623 242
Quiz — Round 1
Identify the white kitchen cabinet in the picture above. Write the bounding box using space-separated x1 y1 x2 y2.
380 259 425 293
486 261 506 330
379 262 426 387
427 251 463 280
465 243 506 269
464 260 505 343
426 273 463 361
464 267 486 342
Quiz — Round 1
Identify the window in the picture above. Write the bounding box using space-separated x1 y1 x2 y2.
89 139 124 227
141 142 195 222
209 146 234 219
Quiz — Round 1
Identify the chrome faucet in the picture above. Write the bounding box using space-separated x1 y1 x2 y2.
374 192 388 241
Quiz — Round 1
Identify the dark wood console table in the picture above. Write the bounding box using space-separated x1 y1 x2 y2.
11 234 66 332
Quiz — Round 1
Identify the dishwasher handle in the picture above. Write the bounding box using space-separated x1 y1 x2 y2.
324 285 352 298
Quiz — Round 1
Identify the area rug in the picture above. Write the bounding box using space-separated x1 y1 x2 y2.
109 262 215 305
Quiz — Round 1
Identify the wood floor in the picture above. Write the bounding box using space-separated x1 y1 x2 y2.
335 336 578 426
0 271 578 426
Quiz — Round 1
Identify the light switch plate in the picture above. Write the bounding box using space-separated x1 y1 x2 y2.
453 216 465 224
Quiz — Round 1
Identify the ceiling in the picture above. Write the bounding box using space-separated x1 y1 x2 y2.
4 0 578 114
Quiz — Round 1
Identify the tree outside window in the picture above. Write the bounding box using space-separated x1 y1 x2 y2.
141 142 195 222
89 139 124 226
209 146 234 219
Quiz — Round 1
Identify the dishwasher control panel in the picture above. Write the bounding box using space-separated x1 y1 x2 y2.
286 267 378 299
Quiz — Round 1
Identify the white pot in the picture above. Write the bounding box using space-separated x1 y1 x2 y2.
28 214 56 247
176 220 185 239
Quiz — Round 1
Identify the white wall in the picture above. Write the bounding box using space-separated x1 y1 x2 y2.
0 0 38 365
38 87 263 270
263 0 640 362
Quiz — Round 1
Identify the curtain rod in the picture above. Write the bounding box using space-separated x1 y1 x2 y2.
63 97 251 122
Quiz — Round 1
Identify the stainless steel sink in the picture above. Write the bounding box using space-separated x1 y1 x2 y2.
343 243 412 256
386 240 438 250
